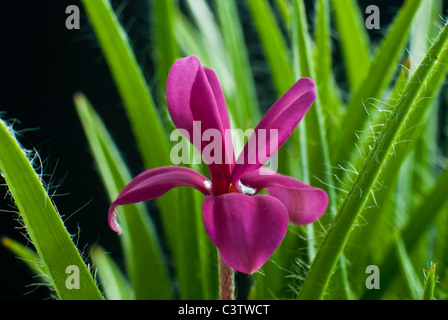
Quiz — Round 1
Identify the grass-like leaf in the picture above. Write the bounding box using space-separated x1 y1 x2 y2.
362 162 448 299
394 234 423 299
297 20 448 300
421 262 437 300
150 0 180 94
214 0 261 129
330 0 371 91
245 0 294 96
334 0 423 165
81 0 170 169
81 0 181 276
0 119 103 300
74 93 172 299
91 245 135 300
1 236 44 280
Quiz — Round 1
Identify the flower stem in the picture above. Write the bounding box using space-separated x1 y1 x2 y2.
218 255 235 300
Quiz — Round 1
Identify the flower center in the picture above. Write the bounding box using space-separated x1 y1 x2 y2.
228 183 237 193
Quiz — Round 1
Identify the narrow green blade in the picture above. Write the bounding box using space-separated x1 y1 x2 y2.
292 0 351 299
91 246 135 300
297 21 448 300
330 0 371 91
361 162 448 299
214 0 260 129
150 0 180 94
0 119 103 300
81 0 180 278
334 0 423 165
395 234 423 299
74 93 172 299
1 236 44 280
81 0 170 169
245 0 294 96
421 263 437 300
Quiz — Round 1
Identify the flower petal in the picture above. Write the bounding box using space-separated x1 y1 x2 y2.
231 78 316 185
204 67 235 169
241 167 328 225
166 56 233 194
202 193 289 274
109 166 211 234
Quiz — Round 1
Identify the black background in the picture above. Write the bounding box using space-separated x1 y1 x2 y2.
0 0 420 300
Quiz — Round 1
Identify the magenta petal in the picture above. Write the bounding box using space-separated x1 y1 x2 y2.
166 56 197 137
231 78 316 185
241 168 328 225
202 193 289 274
109 166 211 234
166 56 233 194
204 67 235 170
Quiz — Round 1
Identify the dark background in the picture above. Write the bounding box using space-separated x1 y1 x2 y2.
0 0 418 299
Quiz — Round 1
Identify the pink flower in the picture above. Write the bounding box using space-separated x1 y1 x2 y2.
108 56 328 274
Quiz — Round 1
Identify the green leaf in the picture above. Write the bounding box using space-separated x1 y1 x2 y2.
74 93 173 299
422 262 437 300
394 234 423 299
81 0 170 169
330 0 371 91
361 162 448 299
292 0 351 298
81 0 180 279
334 0 423 165
185 0 233 93
314 0 342 128
1 236 44 280
297 20 448 300
345 13 448 288
409 0 441 196
177 187 218 299
245 0 294 96
0 119 103 300
214 0 261 130
91 246 135 300
150 0 180 94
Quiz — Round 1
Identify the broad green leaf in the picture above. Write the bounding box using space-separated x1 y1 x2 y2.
91 246 135 300
334 0 423 165
297 20 448 300
74 93 172 299
0 119 103 300
330 0 371 91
